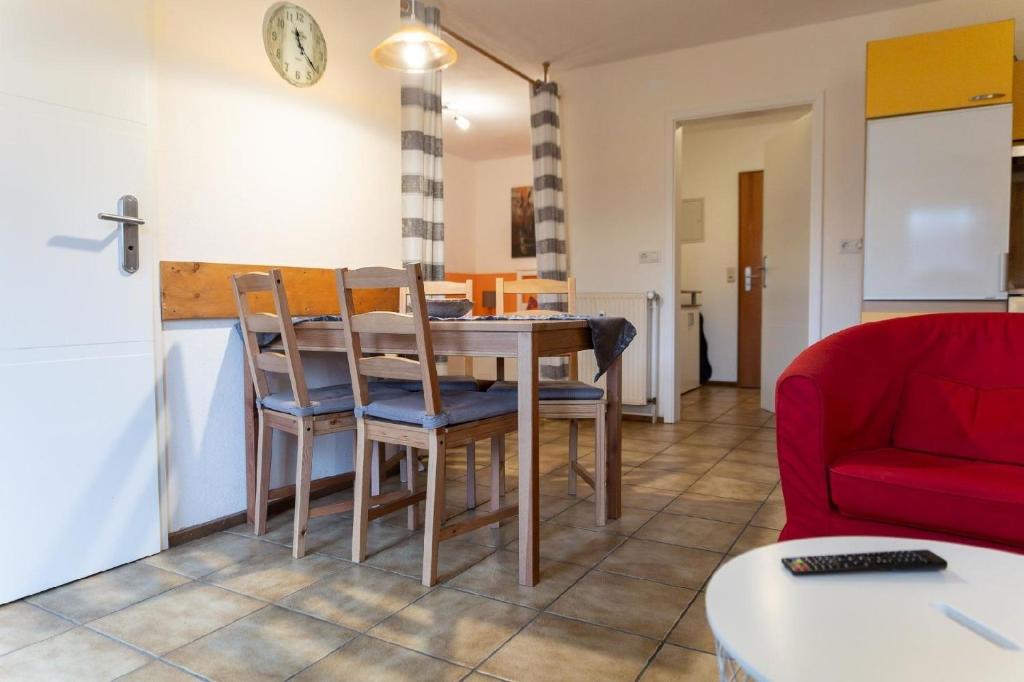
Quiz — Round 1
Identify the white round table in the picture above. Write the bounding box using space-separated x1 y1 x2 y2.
706 537 1024 682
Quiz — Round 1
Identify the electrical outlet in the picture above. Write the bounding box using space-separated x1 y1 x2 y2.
840 238 863 255
639 250 662 264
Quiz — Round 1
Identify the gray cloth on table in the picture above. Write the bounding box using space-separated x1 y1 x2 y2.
233 314 636 382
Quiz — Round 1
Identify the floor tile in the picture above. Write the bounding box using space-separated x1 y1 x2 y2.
751 501 787 530
548 570 695 639
619 438 672 454
713 407 773 427
27 562 189 623
509 524 624 567
117 660 199 681
365 535 495 583
682 425 757 449
640 643 719 681
618 484 680 511
730 525 779 555
746 427 777 442
205 547 345 602
622 467 699 492
0 627 149 681
369 587 534 667
90 582 261 656
315 519 414 559
446 549 587 610
735 437 778 454
144 532 279 579
688 474 775 502
0 601 74 656
707 460 779 485
723 448 779 468
291 635 468 681
480 613 658 682
635 513 743 553
279 564 429 631
663 493 760 524
549 500 656 535
667 592 714 653
166 605 354 681
599 539 722 589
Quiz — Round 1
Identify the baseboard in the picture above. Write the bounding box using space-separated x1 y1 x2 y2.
168 474 355 547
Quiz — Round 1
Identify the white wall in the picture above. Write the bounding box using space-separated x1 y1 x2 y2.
561 0 1024 418
677 116 804 382
443 153 536 274
153 0 402 531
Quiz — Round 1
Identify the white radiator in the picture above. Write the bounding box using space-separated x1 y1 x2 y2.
576 292 659 415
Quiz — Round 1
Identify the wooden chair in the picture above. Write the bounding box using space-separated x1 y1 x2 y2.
233 270 403 558
399 278 483 507
337 263 519 586
494 276 608 525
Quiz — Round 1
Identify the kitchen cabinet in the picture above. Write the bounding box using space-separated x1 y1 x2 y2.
864 104 1012 300
866 20 1014 119
1014 61 1024 140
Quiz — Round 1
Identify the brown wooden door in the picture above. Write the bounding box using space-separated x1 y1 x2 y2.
737 171 763 388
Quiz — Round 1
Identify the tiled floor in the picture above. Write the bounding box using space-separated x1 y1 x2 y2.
1 386 783 681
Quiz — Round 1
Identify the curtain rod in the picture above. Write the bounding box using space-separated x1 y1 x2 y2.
441 24 548 85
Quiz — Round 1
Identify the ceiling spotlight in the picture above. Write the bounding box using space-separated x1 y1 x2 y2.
453 114 471 131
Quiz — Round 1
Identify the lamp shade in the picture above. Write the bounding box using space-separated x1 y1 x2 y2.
372 22 457 73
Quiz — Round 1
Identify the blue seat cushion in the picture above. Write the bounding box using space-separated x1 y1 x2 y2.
375 375 481 393
356 390 517 429
261 384 407 417
487 380 604 401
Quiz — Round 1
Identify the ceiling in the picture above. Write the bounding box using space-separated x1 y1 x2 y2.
436 0 939 159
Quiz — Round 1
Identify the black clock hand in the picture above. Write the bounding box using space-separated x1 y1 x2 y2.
293 28 319 73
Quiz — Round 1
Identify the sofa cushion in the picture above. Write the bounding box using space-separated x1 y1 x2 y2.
893 372 1024 465
830 447 1024 547
356 390 518 429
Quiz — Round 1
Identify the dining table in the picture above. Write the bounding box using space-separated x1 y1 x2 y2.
241 317 623 586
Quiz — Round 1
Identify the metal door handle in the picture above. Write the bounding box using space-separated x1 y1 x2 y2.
761 256 767 289
97 212 146 226
97 195 144 274
969 93 1006 102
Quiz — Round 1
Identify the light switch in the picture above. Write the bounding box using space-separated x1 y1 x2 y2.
639 250 662 264
726 266 737 283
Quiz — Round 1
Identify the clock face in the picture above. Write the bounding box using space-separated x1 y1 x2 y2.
263 3 326 87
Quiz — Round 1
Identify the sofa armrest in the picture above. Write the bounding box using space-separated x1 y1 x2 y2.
775 323 913 537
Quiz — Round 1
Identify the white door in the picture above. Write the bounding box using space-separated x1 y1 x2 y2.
863 105 1011 300
0 1 161 604
761 115 812 412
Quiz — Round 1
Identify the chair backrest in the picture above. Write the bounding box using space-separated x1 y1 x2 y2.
336 263 442 416
397 279 473 314
232 269 309 406
496 276 576 316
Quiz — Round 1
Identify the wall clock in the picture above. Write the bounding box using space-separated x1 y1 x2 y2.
263 3 327 87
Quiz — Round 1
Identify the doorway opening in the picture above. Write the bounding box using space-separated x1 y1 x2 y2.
672 104 818 411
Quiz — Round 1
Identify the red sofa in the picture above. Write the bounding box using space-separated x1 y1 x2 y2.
776 313 1024 552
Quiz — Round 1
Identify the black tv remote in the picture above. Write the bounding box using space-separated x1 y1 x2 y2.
782 549 947 576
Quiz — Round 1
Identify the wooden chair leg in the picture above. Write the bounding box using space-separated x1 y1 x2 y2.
567 419 578 497
422 430 446 587
465 441 477 509
594 407 608 527
489 435 503 529
370 441 382 496
406 446 420 530
351 422 373 563
254 410 273 536
292 417 314 558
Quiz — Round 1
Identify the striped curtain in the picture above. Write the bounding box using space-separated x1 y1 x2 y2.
401 2 444 281
531 81 569 379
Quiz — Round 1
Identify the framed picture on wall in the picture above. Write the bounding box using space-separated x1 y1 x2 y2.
511 185 536 258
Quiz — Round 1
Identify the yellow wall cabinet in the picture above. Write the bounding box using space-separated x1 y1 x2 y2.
866 20 1015 119
1014 61 1024 140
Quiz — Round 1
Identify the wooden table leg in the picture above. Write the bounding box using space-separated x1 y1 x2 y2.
605 355 623 520
517 332 540 586
243 357 257 529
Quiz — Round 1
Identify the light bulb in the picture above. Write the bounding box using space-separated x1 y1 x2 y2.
402 42 429 69
454 115 471 131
